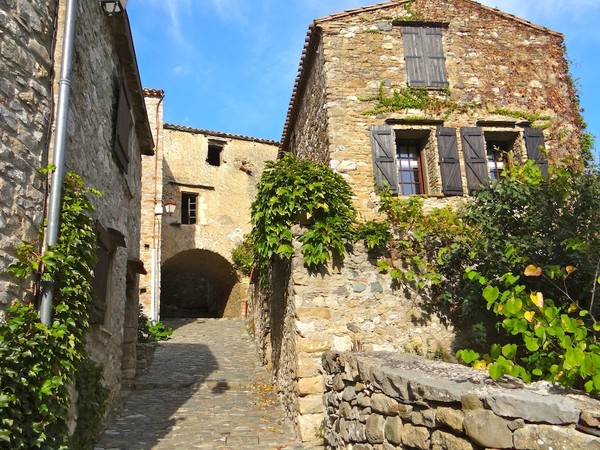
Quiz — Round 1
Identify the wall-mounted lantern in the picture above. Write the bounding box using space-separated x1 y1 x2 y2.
164 198 177 216
99 0 128 15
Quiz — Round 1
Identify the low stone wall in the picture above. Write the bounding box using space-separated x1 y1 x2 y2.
322 351 600 449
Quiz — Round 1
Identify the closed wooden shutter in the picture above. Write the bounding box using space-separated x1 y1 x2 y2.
370 125 398 194
524 128 548 176
461 127 489 192
424 28 448 87
402 26 448 87
114 82 132 173
402 26 427 86
436 126 463 196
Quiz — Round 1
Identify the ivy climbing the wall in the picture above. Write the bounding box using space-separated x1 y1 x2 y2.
250 153 356 270
0 170 108 449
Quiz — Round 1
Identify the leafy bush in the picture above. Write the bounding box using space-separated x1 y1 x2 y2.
0 171 107 448
457 264 600 393
250 153 356 269
231 235 255 276
137 309 173 343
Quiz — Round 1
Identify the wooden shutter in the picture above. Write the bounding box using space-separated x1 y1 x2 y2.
114 82 132 173
436 126 463 196
524 128 548 176
402 26 427 86
403 26 447 87
461 127 489 192
424 28 448 87
370 125 398 194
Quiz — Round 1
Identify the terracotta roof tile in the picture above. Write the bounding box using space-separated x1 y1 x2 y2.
143 88 165 98
164 123 280 146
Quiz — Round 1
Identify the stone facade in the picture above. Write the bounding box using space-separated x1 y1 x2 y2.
1 0 153 408
251 232 455 442
281 0 581 218
322 351 600 449
138 120 279 319
0 0 57 309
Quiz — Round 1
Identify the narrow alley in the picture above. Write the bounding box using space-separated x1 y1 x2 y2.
95 319 311 450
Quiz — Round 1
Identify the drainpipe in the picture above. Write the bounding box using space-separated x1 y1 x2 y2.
40 0 79 325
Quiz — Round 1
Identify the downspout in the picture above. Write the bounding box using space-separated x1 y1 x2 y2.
40 0 79 325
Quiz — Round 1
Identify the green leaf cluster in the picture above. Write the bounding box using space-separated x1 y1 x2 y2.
250 153 356 270
137 308 173 343
372 187 468 294
457 267 600 393
0 171 107 448
231 235 255 276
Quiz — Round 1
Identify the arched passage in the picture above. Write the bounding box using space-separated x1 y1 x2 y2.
160 249 239 318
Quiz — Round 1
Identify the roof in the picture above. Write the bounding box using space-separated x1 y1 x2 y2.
143 88 165 99
164 123 280 146
280 0 563 151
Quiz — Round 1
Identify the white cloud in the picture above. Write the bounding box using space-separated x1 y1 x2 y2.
205 0 249 24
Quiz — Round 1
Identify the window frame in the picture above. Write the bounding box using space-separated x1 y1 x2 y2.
181 192 198 225
396 139 425 195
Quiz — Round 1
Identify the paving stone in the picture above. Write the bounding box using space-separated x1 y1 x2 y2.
95 318 315 449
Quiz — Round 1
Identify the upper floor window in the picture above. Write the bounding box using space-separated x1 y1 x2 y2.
207 142 224 166
182 192 198 224
401 26 448 88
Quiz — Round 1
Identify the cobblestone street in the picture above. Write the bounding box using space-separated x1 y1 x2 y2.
95 319 312 450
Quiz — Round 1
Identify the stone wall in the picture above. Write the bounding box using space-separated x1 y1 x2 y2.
50 2 153 404
287 37 330 163
321 351 600 449
250 230 455 442
0 0 57 310
284 0 581 217
158 125 278 318
140 89 165 320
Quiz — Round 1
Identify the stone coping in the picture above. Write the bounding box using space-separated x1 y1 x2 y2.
323 351 600 427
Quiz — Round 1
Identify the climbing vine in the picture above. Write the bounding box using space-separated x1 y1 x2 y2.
361 83 464 117
250 153 356 270
0 170 107 449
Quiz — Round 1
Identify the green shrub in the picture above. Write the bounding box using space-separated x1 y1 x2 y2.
250 153 356 270
137 309 173 343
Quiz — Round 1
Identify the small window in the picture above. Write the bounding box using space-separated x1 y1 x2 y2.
486 141 509 180
397 141 424 195
207 144 223 166
92 239 111 325
182 192 198 225
402 26 448 88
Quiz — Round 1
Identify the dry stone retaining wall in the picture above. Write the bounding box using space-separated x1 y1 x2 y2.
250 230 456 442
321 351 600 449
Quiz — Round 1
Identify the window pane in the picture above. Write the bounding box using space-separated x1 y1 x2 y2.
397 141 423 195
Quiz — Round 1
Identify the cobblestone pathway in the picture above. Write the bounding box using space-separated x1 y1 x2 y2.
95 319 312 450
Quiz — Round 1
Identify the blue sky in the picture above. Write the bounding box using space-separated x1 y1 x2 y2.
128 0 600 157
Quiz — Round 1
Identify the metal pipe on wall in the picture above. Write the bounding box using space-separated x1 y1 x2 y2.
40 0 79 325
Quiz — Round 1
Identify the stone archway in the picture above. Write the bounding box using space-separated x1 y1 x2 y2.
160 249 240 318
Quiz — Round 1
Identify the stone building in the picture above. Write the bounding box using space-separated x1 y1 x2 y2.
139 94 279 321
281 0 581 217
1 0 153 404
251 0 584 442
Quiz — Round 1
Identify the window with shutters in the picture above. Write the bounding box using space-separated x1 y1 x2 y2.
92 239 112 325
402 26 448 88
113 81 132 173
182 192 198 225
